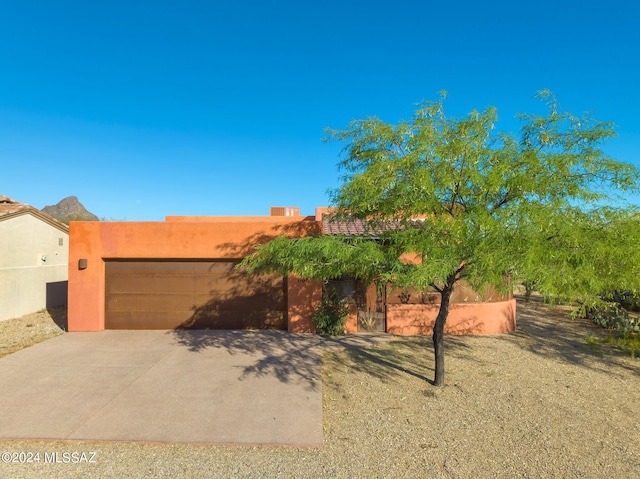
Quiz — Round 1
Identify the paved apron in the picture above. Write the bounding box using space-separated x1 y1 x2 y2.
0 330 390 445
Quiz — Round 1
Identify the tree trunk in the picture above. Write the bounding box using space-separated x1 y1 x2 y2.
433 282 454 387
523 280 534 302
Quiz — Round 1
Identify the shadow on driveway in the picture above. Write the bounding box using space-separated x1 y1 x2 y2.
0 329 392 446
168 329 394 390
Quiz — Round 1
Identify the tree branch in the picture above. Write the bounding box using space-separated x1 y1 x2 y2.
491 190 511 211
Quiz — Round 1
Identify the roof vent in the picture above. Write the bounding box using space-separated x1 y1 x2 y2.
270 206 300 217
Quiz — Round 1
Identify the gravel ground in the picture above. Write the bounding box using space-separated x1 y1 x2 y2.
0 308 65 359
1 301 638 479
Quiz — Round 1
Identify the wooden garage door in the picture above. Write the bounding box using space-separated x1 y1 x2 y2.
105 260 287 330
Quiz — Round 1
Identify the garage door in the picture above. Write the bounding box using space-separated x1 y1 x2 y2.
105 260 287 330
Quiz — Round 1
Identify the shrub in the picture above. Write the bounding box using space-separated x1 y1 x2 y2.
584 294 640 333
312 284 350 335
611 290 640 312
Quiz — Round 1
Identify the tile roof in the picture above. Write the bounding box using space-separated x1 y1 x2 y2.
0 196 69 233
0 196 31 218
322 216 370 235
322 214 403 236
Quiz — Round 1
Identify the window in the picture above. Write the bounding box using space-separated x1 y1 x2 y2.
58 238 64 246
327 277 354 299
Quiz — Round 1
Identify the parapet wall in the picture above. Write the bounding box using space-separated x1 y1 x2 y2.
386 299 516 335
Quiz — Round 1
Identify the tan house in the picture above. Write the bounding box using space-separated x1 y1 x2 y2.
0 196 69 321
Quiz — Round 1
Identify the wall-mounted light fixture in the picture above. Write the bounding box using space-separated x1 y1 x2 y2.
41 255 47 263
78 259 88 270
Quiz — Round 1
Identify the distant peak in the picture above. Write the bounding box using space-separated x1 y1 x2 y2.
41 196 99 224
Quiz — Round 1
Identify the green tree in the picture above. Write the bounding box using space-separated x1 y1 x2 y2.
513 207 640 309
242 92 640 386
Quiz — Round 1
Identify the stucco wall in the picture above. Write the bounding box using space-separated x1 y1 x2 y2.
0 214 69 321
68 217 321 332
386 299 517 335
68 215 517 336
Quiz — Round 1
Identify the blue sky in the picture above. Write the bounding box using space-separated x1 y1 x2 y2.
1 0 638 220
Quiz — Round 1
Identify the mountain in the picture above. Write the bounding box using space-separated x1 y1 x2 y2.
41 196 99 224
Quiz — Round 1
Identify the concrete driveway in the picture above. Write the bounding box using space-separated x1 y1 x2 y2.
0 329 389 445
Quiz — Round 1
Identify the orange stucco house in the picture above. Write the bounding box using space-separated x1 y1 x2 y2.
67 207 515 334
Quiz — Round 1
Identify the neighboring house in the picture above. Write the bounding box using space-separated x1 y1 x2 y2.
67 206 515 334
0 196 69 322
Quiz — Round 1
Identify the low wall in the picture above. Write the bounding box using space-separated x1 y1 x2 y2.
0 266 68 321
386 299 516 335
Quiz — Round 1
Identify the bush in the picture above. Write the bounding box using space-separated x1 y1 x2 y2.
611 290 640 312
584 293 640 333
312 285 350 335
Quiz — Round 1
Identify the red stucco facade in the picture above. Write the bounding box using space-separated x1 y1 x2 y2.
68 215 320 332
68 209 516 335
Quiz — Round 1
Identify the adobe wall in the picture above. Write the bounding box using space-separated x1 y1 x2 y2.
69 215 516 336
68 217 320 332
386 299 517 335
386 282 512 305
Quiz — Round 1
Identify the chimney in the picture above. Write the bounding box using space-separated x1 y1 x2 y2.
270 206 300 217
315 207 333 221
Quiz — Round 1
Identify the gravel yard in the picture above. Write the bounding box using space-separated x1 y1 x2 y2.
0 308 65 359
1 301 638 479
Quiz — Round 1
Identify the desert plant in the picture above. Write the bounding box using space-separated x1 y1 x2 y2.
358 311 378 331
398 290 412 304
311 284 350 335
611 290 640 312
585 301 640 333
582 289 640 333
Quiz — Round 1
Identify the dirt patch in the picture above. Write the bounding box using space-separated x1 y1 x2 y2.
0 308 66 359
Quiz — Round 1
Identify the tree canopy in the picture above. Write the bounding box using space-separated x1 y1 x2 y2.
241 91 640 386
